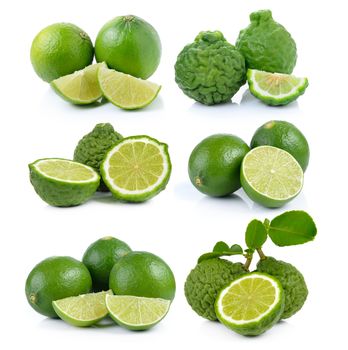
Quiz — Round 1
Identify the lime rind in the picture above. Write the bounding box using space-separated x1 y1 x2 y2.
247 69 308 106
51 63 106 105
98 66 161 110
100 135 171 202
52 290 112 327
240 146 303 208
215 272 285 336
105 295 171 330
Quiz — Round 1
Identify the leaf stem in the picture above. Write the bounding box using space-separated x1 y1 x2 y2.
243 255 253 271
256 248 267 260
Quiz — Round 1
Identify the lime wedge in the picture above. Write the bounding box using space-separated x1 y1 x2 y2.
98 66 161 110
215 272 284 336
247 69 308 106
240 146 303 208
51 63 106 104
52 290 112 327
101 136 171 202
29 158 100 207
106 295 171 330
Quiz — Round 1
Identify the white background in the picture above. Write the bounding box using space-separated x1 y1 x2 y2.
1 0 347 348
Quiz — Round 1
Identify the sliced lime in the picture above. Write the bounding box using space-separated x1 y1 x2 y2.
247 69 308 106
100 136 171 202
215 272 284 336
98 66 161 110
240 146 303 208
51 63 105 104
106 295 171 330
52 290 112 327
29 158 100 207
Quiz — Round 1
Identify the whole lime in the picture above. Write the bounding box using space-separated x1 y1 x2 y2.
188 134 250 197
82 236 131 292
251 120 310 171
30 23 94 82
109 251 176 300
25 256 92 318
95 15 161 79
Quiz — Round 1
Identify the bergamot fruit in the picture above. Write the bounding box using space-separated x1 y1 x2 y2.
184 258 246 320
256 257 308 319
236 10 297 74
73 123 123 192
175 31 246 105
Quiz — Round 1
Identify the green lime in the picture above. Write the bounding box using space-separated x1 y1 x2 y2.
82 236 132 292
95 15 161 79
52 290 112 327
30 23 94 82
247 69 308 106
240 146 303 208
188 134 250 197
106 295 171 331
109 251 176 301
215 272 285 336
29 158 100 207
25 256 92 318
100 136 171 202
51 63 105 105
251 120 310 171
98 66 161 110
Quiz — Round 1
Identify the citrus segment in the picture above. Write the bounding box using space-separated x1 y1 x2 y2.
215 272 284 336
52 290 112 327
51 63 105 104
241 146 303 208
106 295 171 330
247 69 308 105
101 136 171 202
98 66 161 109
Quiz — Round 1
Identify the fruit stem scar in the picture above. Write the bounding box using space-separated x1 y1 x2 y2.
124 15 135 22
257 248 266 260
195 177 202 187
29 294 37 304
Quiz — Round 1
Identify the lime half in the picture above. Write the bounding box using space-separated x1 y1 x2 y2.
240 146 303 208
52 290 112 327
29 158 100 207
215 272 284 336
98 66 161 110
247 69 308 106
106 295 171 330
101 136 171 202
51 63 106 104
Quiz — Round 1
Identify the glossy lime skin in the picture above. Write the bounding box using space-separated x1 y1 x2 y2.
83 237 131 292
236 10 297 74
188 134 250 197
109 251 176 301
25 256 92 318
30 23 94 82
95 15 161 79
251 120 310 171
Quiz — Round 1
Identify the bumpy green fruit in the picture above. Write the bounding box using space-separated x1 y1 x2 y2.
256 257 308 319
74 123 123 191
236 10 297 74
185 258 246 320
175 31 246 105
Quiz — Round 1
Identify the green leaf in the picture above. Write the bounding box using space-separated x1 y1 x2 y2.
263 218 270 230
245 219 268 249
198 243 243 263
213 241 230 252
268 210 317 246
